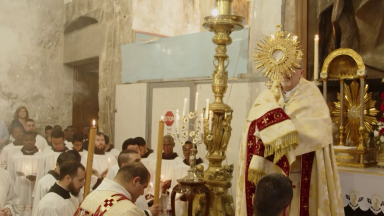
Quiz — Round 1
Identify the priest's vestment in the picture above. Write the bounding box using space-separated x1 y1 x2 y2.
236 78 344 216
32 170 59 216
74 178 146 216
0 167 19 216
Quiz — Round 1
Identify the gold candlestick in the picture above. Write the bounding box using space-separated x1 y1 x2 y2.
83 120 96 199
154 117 165 205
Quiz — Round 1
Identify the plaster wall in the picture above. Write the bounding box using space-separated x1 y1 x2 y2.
0 0 73 133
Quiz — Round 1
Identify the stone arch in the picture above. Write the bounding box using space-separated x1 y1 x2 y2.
64 16 98 34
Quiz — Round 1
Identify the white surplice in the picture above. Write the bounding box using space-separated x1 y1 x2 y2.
32 172 58 216
75 178 146 216
64 140 73 149
37 150 63 181
0 167 19 216
107 148 120 160
0 143 23 169
81 153 117 174
35 183 79 216
105 163 119 181
8 151 43 216
35 135 49 152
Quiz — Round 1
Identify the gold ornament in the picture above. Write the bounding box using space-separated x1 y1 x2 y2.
332 81 378 145
253 24 303 82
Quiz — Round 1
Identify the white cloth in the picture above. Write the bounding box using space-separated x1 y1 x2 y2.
0 143 23 169
105 163 119 180
38 150 62 181
35 189 79 216
35 135 49 152
77 178 146 216
107 148 120 160
0 167 19 216
32 173 57 216
81 153 117 174
8 151 43 216
64 140 73 149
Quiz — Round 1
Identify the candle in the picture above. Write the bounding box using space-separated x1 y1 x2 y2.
314 35 319 80
205 99 209 118
194 92 199 112
84 119 97 198
200 113 204 133
182 98 187 117
209 110 213 131
154 117 165 205
176 115 180 133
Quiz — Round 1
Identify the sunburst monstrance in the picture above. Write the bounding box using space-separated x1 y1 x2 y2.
332 81 379 145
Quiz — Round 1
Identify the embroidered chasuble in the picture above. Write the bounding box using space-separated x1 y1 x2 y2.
0 167 19 216
74 178 146 216
35 183 79 216
236 78 344 216
8 150 43 216
0 142 23 169
32 170 59 216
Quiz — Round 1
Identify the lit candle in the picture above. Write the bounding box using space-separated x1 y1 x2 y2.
154 117 165 205
209 110 213 131
314 35 319 80
84 119 97 198
161 174 164 180
205 99 209 118
182 98 187 117
194 92 199 112
176 115 180 133
108 158 110 163
200 113 204 134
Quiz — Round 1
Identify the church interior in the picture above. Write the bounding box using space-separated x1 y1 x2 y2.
0 0 384 216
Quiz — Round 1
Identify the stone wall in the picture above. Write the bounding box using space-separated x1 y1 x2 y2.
0 0 73 134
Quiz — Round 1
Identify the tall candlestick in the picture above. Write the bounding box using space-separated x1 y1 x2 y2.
205 99 209 118
84 120 97 199
176 115 180 133
194 92 199 112
314 35 319 80
209 110 213 131
200 113 204 133
154 117 165 205
182 98 187 117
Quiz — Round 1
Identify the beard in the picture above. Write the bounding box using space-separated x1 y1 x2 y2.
68 181 80 197
94 147 105 155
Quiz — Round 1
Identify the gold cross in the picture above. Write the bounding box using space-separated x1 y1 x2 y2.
284 162 288 167
248 142 253 147
304 177 309 182
262 117 269 124
304 204 308 210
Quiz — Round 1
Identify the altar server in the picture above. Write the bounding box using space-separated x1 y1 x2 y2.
64 126 74 149
71 134 87 158
24 119 49 151
104 134 119 160
0 167 19 216
0 126 24 169
35 161 85 216
8 131 43 216
136 137 154 159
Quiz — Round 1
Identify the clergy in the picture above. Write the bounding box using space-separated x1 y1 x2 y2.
74 162 150 216
24 119 49 151
104 134 119 160
0 167 19 216
8 131 43 216
135 137 154 159
35 161 85 216
182 141 204 166
32 151 80 216
64 126 74 149
72 134 87 158
0 126 24 169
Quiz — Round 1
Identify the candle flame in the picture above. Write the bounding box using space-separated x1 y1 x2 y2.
206 99 209 102
108 158 110 163
26 165 29 169
92 120 96 126
161 174 164 179
161 116 164 120
315 35 319 39
212 8 218 16
184 98 187 102
201 113 203 118
176 109 179 113
196 92 198 96
150 182 153 187
293 36 297 41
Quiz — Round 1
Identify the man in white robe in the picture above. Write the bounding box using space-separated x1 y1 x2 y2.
63 126 74 149
0 167 19 216
8 131 43 216
71 134 88 158
74 162 150 216
35 161 85 216
32 151 81 216
104 134 120 160
135 137 154 159
0 127 24 169
24 119 49 152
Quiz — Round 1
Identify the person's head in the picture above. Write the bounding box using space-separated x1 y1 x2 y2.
53 125 62 131
114 162 150 203
12 126 24 142
45 125 53 139
59 161 85 197
280 63 303 92
72 134 83 152
135 137 147 156
182 141 197 164
163 135 175 156
65 150 82 163
253 173 293 216
22 131 37 151
82 126 89 136
25 119 36 132
95 132 105 151
65 126 74 141
56 151 78 172
51 129 65 151
14 106 29 120
122 138 140 153
118 149 141 168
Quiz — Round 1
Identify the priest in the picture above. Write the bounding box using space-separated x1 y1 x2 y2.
35 161 85 216
0 167 19 216
74 162 150 216
236 63 344 215
8 131 43 216
0 126 24 169
24 119 49 151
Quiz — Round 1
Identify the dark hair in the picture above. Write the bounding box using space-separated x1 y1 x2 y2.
253 173 293 216
134 137 146 146
57 152 78 167
13 106 29 120
104 135 110 144
51 129 65 138
73 134 83 143
11 126 24 134
23 131 37 138
163 135 174 144
45 125 53 131
25 119 35 123
118 149 139 168
96 132 104 137
183 141 197 150
122 138 138 150
53 125 62 131
116 162 150 184
66 150 82 163
59 161 85 180
66 126 74 131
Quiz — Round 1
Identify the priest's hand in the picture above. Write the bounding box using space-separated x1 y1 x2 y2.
161 180 171 194
100 168 109 178
0 207 12 216
148 204 160 216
